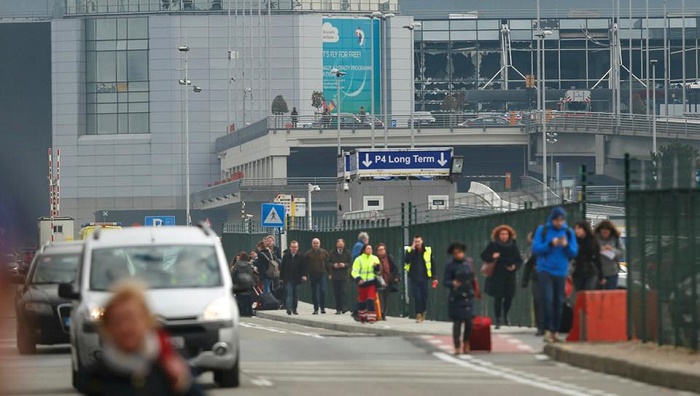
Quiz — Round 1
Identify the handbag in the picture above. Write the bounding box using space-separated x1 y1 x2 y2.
375 275 388 290
480 261 495 277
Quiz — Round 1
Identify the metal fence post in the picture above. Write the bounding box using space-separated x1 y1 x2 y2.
581 164 587 219
624 153 632 341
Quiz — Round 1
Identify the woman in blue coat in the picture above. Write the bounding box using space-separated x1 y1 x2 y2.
443 242 476 355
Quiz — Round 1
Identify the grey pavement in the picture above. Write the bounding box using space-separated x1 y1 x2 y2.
1 315 698 395
256 301 536 337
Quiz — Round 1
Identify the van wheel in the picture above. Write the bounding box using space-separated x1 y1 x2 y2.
214 354 240 388
16 322 36 355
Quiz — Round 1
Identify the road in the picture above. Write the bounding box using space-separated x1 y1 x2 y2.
0 316 697 396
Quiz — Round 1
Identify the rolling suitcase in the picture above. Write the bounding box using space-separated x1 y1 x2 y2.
469 316 492 351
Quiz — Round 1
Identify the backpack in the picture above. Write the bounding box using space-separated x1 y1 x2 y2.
261 250 281 279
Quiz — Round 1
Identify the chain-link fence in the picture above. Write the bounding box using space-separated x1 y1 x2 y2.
223 203 583 325
625 153 700 351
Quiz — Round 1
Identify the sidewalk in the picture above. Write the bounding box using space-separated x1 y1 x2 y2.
255 301 535 337
545 342 700 394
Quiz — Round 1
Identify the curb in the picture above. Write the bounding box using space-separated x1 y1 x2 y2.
544 344 700 393
254 311 428 337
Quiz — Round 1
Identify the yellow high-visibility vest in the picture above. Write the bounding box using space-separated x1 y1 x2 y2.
351 253 380 281
404 246 432 278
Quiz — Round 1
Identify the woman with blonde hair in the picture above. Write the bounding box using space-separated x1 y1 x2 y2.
480 225 523 329
86 281 201 395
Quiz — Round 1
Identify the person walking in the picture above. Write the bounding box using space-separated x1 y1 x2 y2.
480 225 522 329
521 231 544 336
280 241 307 315
532 206 578 343
375 243 399 320
594 220 625 290
352 232 369 261
443 242 477 355
328 239 352 314
351 244 380 324
404 235 437 323
572 221 603 292
304 238 331 314
290 107 299 127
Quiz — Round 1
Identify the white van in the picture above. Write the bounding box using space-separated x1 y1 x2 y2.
59 224 246 391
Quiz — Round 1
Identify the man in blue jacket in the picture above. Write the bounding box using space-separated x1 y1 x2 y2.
532 206 578 343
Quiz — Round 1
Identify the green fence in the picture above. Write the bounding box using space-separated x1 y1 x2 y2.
626 189 699 350
223 203 583 325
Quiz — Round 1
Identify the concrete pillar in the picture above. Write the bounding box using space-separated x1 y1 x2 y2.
595 134 606 175
271 156 288 179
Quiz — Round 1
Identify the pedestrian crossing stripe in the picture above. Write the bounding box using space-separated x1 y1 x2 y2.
261 203 285 227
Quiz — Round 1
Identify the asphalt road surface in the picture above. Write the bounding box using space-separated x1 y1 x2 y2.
0 316 697 396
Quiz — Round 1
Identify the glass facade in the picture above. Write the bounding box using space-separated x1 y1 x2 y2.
85 17 149 135
414 17 700 112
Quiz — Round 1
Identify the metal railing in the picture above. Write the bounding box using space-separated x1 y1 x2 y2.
239 177 337 188
526 111 700 140
63 0 397 15
270 113 524 130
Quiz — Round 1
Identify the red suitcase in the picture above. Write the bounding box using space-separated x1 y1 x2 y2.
469 316 492 351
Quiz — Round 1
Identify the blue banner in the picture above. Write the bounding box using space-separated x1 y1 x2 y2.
322 18 381 116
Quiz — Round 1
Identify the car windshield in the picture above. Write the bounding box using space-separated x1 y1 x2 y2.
31 254 80 284
89 245 222 291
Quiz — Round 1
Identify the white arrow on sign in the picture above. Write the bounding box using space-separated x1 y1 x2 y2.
437 152 448 166
362 153 373 167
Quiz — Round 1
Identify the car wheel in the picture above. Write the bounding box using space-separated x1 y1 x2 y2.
16 321 36 355
214 352 240 388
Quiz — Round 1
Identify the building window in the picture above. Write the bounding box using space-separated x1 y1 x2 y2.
85 18 149 135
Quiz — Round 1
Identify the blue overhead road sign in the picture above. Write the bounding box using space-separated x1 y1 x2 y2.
145 216 176 226
261 203 285 228
355 148 453 177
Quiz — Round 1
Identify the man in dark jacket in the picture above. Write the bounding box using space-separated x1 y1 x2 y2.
280 241 306 315
404 235 437 323
304 238 331 314
328 238 352 314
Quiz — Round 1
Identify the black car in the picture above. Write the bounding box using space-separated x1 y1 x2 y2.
14 241 83 354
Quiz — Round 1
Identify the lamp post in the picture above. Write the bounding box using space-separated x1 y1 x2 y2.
535 28 552 204
307 183 320 231
242 87 252 126
651 59 658 154
380 13 394 148
178 44 202 226
331 68 346 156
404 22 421 148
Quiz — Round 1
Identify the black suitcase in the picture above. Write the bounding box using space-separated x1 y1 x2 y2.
559 302 573 333
258 292 280 311
272 286 286 304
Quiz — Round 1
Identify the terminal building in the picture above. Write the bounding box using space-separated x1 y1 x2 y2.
2 0 700 232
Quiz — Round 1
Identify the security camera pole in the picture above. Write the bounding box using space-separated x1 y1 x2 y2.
307 183 320 231
178 44 202 226
331 69 346 156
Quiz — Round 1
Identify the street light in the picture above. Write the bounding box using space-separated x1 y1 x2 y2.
178 44 202 226
242 87 252 126
379 12 395 148
307 183 320 231
535 28 552 203
650 59 658 154
330 68 346 156
403 22 421 148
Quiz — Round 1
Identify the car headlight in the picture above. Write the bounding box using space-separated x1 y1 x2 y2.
24 302 53 315
87 306 104 322
203 297 232 321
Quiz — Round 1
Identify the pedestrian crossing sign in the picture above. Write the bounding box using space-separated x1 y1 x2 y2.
261 203 285 228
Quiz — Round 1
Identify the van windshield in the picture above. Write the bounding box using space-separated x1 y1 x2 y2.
89 245 222 291
32 253 80 284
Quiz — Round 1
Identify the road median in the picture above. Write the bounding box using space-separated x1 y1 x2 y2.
544 342 700 393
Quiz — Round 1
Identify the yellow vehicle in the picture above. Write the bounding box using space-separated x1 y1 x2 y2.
78 222 122 240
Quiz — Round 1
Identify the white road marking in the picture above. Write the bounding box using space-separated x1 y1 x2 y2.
250 377 274 387
517 344 535 351
427 339 443 344
239 322 324 339
434 352 619 396
534 354 550 361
